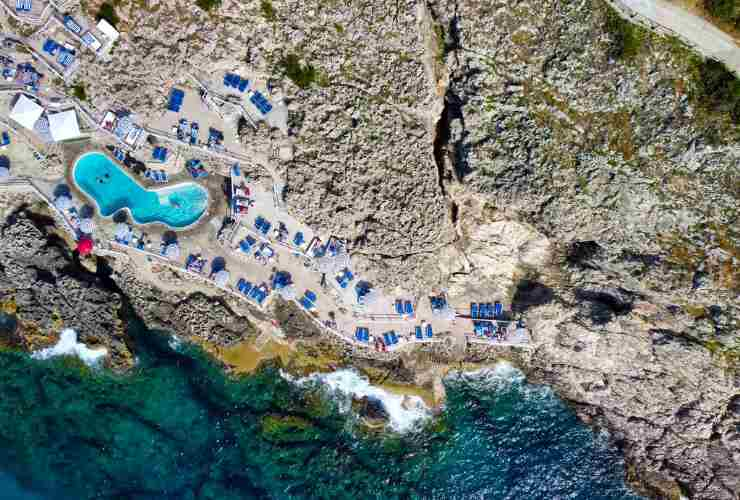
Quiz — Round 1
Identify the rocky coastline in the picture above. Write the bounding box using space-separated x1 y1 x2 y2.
0 0 738 498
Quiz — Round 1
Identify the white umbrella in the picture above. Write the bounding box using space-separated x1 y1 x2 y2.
361 288 380 307
214 269 229 287
79 218 94 234
114 223 130 240
165 243 180 259
278 284 296 300
0 167 9 179
54 195 72 211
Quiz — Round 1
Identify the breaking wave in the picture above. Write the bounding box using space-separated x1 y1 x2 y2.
31 328 107 367
287 369 431 433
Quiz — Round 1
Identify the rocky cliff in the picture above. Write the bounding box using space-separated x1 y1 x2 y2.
7 0 740 497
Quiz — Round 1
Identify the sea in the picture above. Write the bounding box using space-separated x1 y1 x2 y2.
0 318 643 500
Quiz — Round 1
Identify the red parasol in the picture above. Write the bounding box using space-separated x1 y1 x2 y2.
77 238 94 256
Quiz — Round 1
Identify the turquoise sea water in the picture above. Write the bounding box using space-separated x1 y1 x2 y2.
0 319 643 500
73 152 208 228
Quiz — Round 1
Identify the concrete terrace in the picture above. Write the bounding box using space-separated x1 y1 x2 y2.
0 2 531 354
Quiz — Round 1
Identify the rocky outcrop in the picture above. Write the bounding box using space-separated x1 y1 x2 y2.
0 206 132 370
431 0 740 497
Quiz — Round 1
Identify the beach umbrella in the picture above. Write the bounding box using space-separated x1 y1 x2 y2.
77 238 93 256
214 269 229 287
277 284 296 301
54 195 72 211
361 288 380 307
115 223 130 240
164 243 180 259
79 218 94 234
0 166 9 179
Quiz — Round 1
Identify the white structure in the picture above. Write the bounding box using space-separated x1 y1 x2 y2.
9 95 44 131
96 19 119 43
47 110 81 142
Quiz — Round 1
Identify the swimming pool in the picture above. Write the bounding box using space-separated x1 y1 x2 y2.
73 152 208 229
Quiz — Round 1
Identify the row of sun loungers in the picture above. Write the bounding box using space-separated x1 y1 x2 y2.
336 268 354 289
15 0 32 11
414 324 434 339
355 327 370 342
224 73 249 92
236 279 269 305
471 302 504 320
299 290 317 310
395 299 414 316
168 88 184 113
152 147 168 162
250 91 272 115
383 331 399 345
145 169 169 183
186 254 207 274
254 216 271 236
185 159 208 179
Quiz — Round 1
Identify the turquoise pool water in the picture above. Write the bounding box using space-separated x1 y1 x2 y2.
73 152 208 228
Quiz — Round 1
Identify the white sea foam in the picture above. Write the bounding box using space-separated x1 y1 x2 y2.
168 334 183 351
288 369 431 433
31 328 107 367
448 361 556 406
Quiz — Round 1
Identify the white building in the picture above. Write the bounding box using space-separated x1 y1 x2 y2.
47 110 81 142
96 19 119 44
9 94 44 131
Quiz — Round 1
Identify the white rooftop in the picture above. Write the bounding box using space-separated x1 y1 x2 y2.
47 110 81 142
9 94 44 131
96 19 119 43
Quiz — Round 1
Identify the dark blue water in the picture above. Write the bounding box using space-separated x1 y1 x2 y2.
0 322 642 500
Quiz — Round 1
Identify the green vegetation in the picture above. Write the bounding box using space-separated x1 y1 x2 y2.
433 24 446 64
71 84 87 101
278 53 319 89
96 2 119 27
603 6 645 59
195 0 221 11
689 58 740 121
333 22 344 34
705 0 740 27
260 0 276 21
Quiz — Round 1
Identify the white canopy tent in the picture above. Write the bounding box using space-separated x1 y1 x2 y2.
54 195 72 211
47 110 81 142
9 95 44 131
214 270 229 287
164 243 180 260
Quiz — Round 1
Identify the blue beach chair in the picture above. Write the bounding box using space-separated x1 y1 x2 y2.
395 299 404 315
404 301 413 315
494 301 503 318
471 303 478 319
415 326 422 340
426 324 433 338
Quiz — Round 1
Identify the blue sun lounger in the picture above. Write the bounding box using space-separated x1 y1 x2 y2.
293 232 304 247
238 78 249 92
415 326 423 340
426 324 433 338
494 301 503 318
471 303 478 319
395 299 404 315
404 301 413 315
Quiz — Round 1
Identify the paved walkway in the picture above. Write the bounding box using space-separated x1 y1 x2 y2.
613 0 740 74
